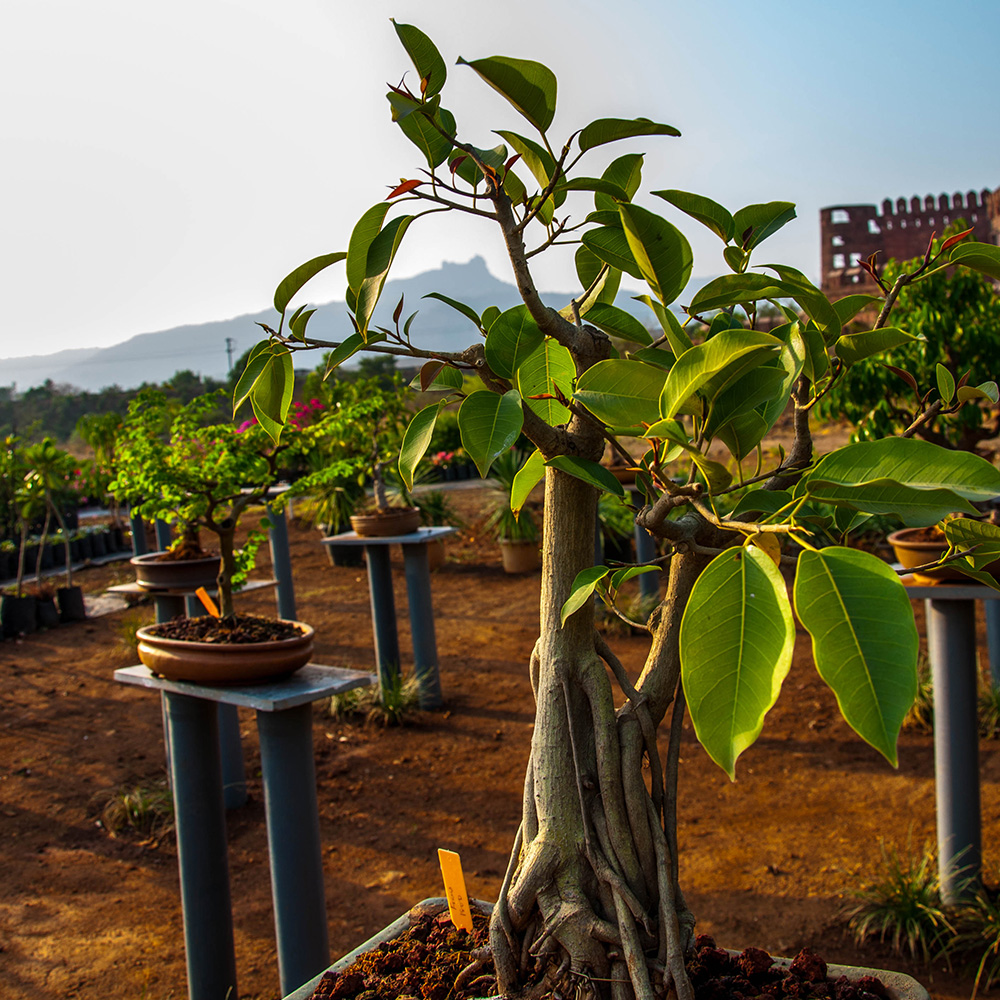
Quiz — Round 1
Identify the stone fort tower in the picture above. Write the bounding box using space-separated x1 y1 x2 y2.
820 186 1000 298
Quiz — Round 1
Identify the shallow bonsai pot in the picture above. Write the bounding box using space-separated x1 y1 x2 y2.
350 507 421 538
607 465 637 484
499 538 539 574
282 898 930 1000
888 526 1000 584
131 551 220 591
136 620 315 684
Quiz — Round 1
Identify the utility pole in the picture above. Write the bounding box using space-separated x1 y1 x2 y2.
225 337 235 375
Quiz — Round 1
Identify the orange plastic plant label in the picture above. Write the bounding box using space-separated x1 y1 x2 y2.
195 587 220 617
437 848 473 932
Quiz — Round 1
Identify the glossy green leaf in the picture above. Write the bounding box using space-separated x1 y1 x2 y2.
574 358 666 427
800 322 830 383
833 294 880 325
583 303 652 345
356 215 414 338
481 305 502 332
723 245 748 273
659 331 781 421
936 363 956 404
609 565 658 590
942 518 1000 590
545 455 625 497
422 291 483 332
633 294 693 357
323 333 369 379
555 176 629 201
688 273 788 314
578 116 679 151
494 130 555 189
396 101 457 169
705 366 788 438
516 338 574 425
653 189 734 242
794 547 918 766
346 204 391 294
716 410 769 462
691 453 734 491
458 390 524 477
680 546 795 779
762 265 841 343
731 489 793 518
391 20 446 99
459 55 557 132
274 252 346 315
835 327 917 365
618 203 693 307
248 347 294 444
582 226 643 280
484 305 545 379
950 241 1000 281
759 325 805 431
733 201 796 250
233 341 272 414
448 143 507 188
561 566 611 627
957 381 1000 404
629 345 675 370
398 403 442 490
408 362 464 392
511 448 546 516
806 480 979 526
595 153 644 213
503 165 527 205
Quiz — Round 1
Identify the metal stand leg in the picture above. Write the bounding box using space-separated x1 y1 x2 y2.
927 598 982 903
267 502 297 621
987 601 1000 689
402 543 443 709
217 705 247 810
130 511 147 557
258 705 329 995
154 519 172 551
364 544 400 689
163 692 237 1000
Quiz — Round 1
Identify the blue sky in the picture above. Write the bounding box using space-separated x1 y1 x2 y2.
2 0 997 360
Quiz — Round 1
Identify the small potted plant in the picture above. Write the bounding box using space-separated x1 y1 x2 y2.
111 388 315 684
483 448 540 574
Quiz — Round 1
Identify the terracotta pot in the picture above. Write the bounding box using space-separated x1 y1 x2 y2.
607 465 637 484
136 620 315 684
131 551 220 591
888 527 1000 584
499 538 539 574
283 898 931 1000
350 507 421 538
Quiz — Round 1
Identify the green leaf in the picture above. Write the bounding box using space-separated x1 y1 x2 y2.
554 176 629 201
346 204 391 295
688 273 788 314
448 143 507 188
323 333 368 379
731 489 793 518
609 565 658 590
578 116 679 152
582 226 643 280
484 305 545 379
458 390 524 477
233 341 272 414
391 20 447 99
723 246 748 273
560 566 611 627
941 519 1000 590
274 252 346 315
935 364 956 404
408 363 464 392
356 215 414 338
583 303 652 345
574 358 666 427
762 265 841 343
957 381 1000 404
398 403 442 490
516 338 574 426
759 324 805 431
511 448 546 516
705 366 788 438
732 201 796 250
503 165 527 205
545 455 625 497
794 547 918 766
248 347 294 444
653 189 734 243
659 330 781 421
950 241 1000 281
633 294 693 357
806 480 980 526
422 292 483 332
396 101 457 169
459 55 557 133
833 294 880 325
835 327 918 366
800 322 830 383
596 153 644 213
618 203 693 307
680 546 795 779
803 439 1000 506
494 130 555 189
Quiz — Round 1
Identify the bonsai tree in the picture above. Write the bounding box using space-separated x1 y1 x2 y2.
238 24 1000 999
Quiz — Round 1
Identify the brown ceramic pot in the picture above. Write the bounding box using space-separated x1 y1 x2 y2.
131 551 220 591
888 526 1000 584
136 621 315 684
350 507 421 538
499 539 539 574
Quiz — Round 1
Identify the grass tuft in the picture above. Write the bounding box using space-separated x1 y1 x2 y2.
329 670 421 726
99 779 174 840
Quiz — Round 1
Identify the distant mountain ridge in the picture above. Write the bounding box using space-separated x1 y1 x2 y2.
0 257 713 393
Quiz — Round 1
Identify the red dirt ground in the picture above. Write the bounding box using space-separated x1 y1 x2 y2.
1 486 996 999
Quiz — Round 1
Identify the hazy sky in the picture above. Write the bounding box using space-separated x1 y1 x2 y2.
3 0 998 362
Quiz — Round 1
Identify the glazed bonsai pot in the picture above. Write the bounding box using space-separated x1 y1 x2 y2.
131 551 221 591
283 898 931 1000
888 526 1000 584
136 620 315 684
350 507 421 538
499 538 539 574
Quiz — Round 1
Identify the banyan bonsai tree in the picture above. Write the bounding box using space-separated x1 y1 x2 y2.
239 24 1000 1000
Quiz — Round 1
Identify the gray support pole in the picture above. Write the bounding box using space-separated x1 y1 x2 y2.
402 542 444 709
130 511 147 557
630 488 658 600
986 601 1000 689
267 502 297 621
257 704 330 995
927 597 982 904
154 518 172 552
163 692 237 1000
217 705 247 810
364 544 400 690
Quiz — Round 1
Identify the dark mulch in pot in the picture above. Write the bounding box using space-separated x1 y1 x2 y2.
310 910 891 1000
146 614 304 643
